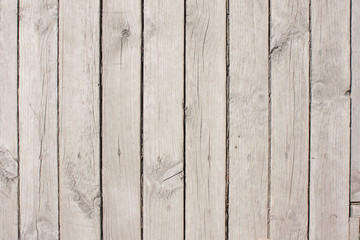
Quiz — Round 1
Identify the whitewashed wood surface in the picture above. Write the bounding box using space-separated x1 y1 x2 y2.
0 0 357 239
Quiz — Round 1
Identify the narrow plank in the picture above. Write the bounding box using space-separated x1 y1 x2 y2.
143 0 184 238
59 0 100 239
185 0 226 238
270 0 309 239
351 0 360 202
102 0 141 238
19 0 59 238
228 0 269 239
0 0 18 239
309 0 351 239
350 218 359 240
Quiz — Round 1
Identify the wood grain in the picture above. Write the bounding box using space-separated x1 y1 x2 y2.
185 0 226 238
0 0 19 239
143 0 184 238
59 0 100 239
19 0 59 239
102 0 141 239
351 0 360 202
309 0 351 239
228 1 269 239
269 0 309 239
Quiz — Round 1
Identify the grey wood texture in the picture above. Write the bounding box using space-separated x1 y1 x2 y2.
309 0 351 239
143 0 184 239
19 0 59 239
185 0 226 239
0 0 356 238
270 0 309 239
102 0 142 239
59 0 101 239
228 1 269 239
0 0 18 239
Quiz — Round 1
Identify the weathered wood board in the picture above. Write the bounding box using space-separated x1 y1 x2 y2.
185 0 226 239
143 0 184 239
0 0 19 239
59 0 101 239
228 1 269 239
270 0 309 239
309 0 351 239
19 0 59 238
102 0 142 238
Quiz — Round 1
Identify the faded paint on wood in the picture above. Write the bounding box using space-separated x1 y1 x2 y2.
185 0 226 239
270 0 309 239
309 0 351 239
228 0 269 239
102 0 141 238
351 204 360 218
19 0 59 239
351 0 360 202
0 0 18 239
143 0 184 238
59 0 101 239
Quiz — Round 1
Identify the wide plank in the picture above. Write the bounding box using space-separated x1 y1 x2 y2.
59 0 100 239
102 0 142 238
228 0 269 239
185 0 226 239
269 0 309 239
19 0 59 239
309 0 351 239
143 0 184 238
351 0 360 202
0 0 19 239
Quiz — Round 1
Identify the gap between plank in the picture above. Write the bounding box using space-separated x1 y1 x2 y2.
57 0 61 239
349 0 353 222
140 0 145 238
16 0 21 238
99 0 104 238
183 0 186 238
267 0 272 238
225 0 230 239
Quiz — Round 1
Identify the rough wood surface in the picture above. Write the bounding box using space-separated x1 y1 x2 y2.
185 0 226 239
228 1 269 239
351 0 360 202
269 0 309 239
143 0 184 239
350 218 359 240
309 0 351 239
59 0 101 239
19 0 59 239
102 0 141 238
0 0 19 239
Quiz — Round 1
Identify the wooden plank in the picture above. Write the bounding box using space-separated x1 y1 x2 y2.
351 0 360 202
59 0 100 239
309 0 351 239
269 0 309 239
19 0 59 239
185 0 226 238
143 0 184 238
351 204 360 218
0 0 18 239
228 0 269 239
102 0 141 239
350 218 359 240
